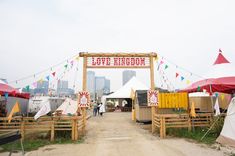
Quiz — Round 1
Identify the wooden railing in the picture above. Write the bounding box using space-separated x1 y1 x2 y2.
0 116 85 141
153 113 212 138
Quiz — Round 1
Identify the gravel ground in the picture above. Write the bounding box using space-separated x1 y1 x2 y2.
0 112 226 156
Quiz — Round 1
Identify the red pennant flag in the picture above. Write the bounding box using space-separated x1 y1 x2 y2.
219 49 222 53
176 73 179 78
52 72 56 77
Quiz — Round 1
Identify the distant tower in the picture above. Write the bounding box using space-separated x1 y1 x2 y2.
122 70 136 85
87 71 96 100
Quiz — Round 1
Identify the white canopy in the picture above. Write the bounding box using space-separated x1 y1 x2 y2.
56 98 78 115
106 77 149 99
217 97 235 147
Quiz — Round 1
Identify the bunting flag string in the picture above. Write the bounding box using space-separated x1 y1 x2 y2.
156 57 194 87
8 54 80 86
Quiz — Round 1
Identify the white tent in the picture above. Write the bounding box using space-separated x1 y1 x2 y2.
216 97 235 147
106 77 149 99
56 98 78 115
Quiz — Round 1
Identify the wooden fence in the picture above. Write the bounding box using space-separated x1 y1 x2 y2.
0 116 85 141
153 113 212 138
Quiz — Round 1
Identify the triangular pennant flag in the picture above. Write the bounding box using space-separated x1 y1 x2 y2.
180 76 184 81
4 92 8 99
70 60 74 65
25 85 30 92
34 101 51 120
197 86 201 91
176 73 179 78
214 97 220 116
190 101 196 117
39 78 43 84
46 75 50 81
76 56 80 61
8 101 20 123
32 82 37 88
164 65 168 70
186 80 190 85
52 72 56 77
64 64 68 68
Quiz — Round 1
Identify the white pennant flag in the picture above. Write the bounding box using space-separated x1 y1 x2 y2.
214 97 220 116
34 101 51 120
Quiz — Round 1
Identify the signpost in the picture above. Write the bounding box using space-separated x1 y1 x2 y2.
79 52 157 133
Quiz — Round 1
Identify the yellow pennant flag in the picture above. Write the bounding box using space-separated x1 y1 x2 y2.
186 80 190 85
76 56 80 61
8 101 20 123
130 88 135 100
221 94 225 101
190 101 196 117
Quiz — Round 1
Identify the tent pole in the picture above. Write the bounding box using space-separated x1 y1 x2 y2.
209 84 214 114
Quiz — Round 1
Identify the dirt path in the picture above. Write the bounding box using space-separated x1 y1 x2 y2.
2 112 224 156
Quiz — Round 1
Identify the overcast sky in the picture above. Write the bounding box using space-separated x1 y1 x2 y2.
1 0 235 92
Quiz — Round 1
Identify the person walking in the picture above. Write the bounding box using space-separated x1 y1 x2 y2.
93 101 98 116
99 103 105 116
97 103 101 116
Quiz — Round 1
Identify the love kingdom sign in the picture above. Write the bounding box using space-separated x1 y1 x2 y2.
88 57 149 68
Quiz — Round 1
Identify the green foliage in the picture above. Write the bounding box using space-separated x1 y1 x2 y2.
210 116 224 137
167 127 217 144
0 132 84 153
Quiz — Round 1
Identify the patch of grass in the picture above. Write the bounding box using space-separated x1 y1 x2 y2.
167 127 217 145
0 136 84 153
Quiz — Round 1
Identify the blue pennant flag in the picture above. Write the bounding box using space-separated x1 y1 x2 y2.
181 76 185 81
46 75 50 81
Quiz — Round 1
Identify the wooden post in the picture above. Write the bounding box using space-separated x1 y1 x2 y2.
163 117 166 138
74 118 78 140
71 119 75 141
188 115 192 132
20 118 25 141
150 55 156 133
50 120 55 141
82 56 87 133
160 116 163 138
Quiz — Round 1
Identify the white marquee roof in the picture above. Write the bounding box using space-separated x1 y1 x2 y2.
106 77 149 99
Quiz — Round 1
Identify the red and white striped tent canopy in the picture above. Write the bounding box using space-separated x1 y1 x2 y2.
0 80 30 99
181 51 235 94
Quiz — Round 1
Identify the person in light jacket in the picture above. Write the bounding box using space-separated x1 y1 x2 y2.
99 103 105 116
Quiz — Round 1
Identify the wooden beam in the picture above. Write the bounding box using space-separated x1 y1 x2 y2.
150 56 156 133
79 52 157 57
87 66 150 69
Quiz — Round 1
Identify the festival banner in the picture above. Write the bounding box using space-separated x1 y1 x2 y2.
147 90 159 106
87 57 150 68
78 91 90 108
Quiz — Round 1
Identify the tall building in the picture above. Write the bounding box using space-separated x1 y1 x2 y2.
122 70 136 85
34 81 49 95
104 79 110 94
57 80 74 96
57 80 68 89
87 71 95 99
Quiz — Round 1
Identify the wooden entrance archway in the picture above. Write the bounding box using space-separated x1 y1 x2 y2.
79 52 157 132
